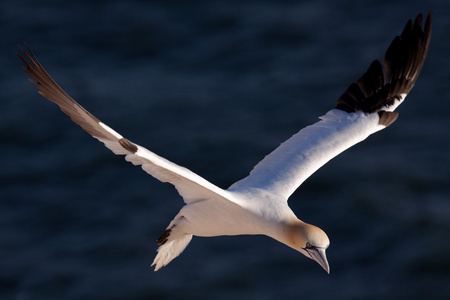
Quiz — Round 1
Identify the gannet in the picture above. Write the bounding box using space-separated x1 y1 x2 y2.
18 12 432 273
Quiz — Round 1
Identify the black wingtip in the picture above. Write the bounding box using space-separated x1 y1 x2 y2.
336 12 432 120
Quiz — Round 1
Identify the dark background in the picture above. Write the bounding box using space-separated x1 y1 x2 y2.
1 0 449 299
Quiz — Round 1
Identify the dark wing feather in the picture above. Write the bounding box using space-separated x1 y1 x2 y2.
336 12 432 123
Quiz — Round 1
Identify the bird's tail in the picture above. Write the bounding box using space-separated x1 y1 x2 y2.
151 226 193 271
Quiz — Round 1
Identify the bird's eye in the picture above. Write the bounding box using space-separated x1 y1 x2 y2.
305 242 314 249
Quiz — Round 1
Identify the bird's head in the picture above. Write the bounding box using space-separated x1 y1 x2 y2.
286 221 330 273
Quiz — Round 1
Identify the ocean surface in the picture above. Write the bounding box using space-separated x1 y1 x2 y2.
1 1 449 299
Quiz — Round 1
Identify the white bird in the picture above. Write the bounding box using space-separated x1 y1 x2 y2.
19 12 432 273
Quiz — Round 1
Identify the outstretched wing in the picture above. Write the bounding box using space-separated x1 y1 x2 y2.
228 12 432 201
18 46 238 206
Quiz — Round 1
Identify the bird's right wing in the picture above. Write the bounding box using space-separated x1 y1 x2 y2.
229 12 432 201
18 46 238 206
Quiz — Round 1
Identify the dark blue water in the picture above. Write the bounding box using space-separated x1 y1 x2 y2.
1 1 449 299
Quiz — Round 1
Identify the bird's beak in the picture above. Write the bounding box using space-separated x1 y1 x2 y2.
306 247 330 274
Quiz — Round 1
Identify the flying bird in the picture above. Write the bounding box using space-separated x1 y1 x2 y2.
19 12 432 273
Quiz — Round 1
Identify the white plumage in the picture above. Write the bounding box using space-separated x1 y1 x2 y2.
19 12 432 273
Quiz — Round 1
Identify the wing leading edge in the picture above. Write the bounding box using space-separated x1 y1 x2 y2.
229 12 432 200
19 12 432 205
18 46 238 206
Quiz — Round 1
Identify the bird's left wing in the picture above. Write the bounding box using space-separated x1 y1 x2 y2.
228 12 432 201
18 46 238 206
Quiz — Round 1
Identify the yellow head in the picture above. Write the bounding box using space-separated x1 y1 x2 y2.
284 221 330 273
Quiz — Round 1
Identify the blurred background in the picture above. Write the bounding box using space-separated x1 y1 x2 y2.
1 0 449 299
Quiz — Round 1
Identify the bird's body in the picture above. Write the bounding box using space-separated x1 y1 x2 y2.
19 12 432 273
